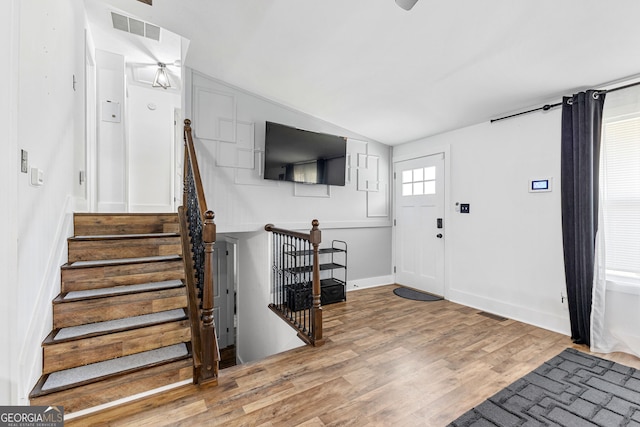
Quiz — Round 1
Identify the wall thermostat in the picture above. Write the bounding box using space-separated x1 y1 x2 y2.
529 177 552 193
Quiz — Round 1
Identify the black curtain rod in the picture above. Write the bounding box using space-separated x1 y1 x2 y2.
491 79 640 123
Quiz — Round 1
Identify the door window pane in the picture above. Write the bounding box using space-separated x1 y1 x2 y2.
424 166 436 181
413 182 423 195
401 166 437 197
424 181 436 195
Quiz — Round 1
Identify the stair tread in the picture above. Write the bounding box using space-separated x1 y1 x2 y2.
41 343 189 393
71 232 179 240
52 308 187 342
64 254 181 268
61 279 183 301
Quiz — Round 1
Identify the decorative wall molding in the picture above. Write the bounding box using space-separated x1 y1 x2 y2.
216 121 255 169
357 153 380 192
234 151 278 186
367 182 389 217
194 86 236 142
294 183 331 198
345 153 352 184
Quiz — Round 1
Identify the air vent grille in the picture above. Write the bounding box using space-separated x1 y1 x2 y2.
145 23 161 41
111 12 128 32
128 18 145 36
111 12 160 41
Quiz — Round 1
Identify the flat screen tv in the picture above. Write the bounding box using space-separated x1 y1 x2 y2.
263 121 347 186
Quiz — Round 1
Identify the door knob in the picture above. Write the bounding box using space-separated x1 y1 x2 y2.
436 233 443 238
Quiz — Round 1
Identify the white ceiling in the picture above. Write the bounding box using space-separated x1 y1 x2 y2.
85 0 183 90
90 0 640 145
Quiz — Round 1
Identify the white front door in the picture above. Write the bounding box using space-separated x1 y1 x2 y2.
394 154 445 296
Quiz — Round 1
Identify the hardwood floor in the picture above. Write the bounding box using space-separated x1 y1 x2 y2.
66 284 640 426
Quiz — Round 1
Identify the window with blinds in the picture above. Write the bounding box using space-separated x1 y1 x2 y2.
601 115 640 280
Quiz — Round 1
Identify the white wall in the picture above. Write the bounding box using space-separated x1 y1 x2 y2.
322 227 392 289
235 230 304 363
187 70 392 231
0 0 20 406
394 110 570 335
127 84 181 212
96 49 126 212
13 0 86 405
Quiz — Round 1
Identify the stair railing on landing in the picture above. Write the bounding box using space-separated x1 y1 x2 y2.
265 220 325 347
179 118 219 384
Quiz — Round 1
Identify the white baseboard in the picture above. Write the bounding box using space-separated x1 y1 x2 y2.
448 288 571 336
97 202 126 212
347 275 394 292
129 203 174 213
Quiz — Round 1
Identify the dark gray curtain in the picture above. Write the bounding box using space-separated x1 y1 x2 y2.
561 90 606 345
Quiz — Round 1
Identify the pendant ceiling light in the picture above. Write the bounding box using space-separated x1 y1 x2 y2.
152 62 170 89
395 0 418 10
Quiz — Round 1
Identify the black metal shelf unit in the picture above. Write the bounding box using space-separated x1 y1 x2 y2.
284 240 347 311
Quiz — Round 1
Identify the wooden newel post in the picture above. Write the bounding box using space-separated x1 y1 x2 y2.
201 209 218 381
309 219 323 344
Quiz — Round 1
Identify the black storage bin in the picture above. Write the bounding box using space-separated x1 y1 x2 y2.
321 280 346 305
285 282 312 311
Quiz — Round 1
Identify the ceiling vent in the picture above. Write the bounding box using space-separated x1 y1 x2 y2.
111 12 161 41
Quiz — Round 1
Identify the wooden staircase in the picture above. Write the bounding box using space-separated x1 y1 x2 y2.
29 213 195 414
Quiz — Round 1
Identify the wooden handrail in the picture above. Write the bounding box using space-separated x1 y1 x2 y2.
183 119 208 216
264 224 316 242
177 206 203 379
265 220 324 346
181 119 219 385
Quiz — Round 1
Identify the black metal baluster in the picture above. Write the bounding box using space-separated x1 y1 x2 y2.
305 240 313 335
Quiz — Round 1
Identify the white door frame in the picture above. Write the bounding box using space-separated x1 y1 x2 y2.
85 31 97 212
173 108 183 211
393 144 451 299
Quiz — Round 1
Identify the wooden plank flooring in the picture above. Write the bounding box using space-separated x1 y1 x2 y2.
66 284 640 426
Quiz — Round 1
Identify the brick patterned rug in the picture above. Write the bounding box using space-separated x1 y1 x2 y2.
448 348 640 426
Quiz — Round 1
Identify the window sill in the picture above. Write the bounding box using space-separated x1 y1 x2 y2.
605 276 640 295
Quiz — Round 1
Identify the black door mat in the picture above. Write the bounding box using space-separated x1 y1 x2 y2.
393 286 443 301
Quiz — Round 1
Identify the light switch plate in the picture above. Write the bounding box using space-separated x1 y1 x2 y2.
21 150 28 173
